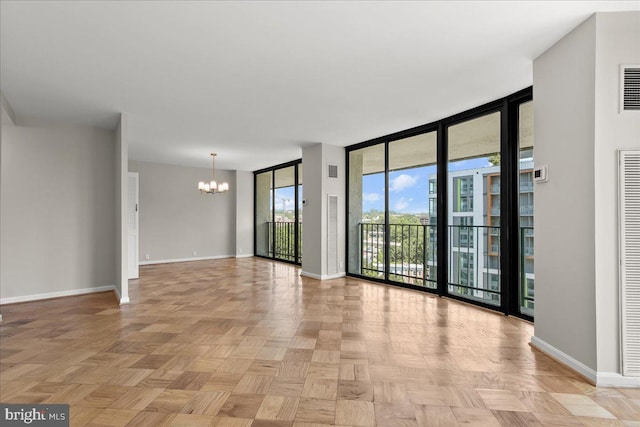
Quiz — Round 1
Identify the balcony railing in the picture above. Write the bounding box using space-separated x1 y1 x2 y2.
267 221 302 263
520 227 535 316
358 223 535 315
448 225 501 306
360 222 437 288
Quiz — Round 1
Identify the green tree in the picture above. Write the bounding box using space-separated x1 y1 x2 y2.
360 212 434 283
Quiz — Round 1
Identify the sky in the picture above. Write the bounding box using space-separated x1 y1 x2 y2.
362 157 493 214
271 155 533 215
273 186 298 212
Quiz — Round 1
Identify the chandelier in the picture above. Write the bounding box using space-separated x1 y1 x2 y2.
198 153 229 194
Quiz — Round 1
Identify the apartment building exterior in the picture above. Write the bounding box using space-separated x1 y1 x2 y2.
428 155 534 315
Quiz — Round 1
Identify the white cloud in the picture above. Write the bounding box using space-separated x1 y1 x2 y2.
390 174 418 192
394 197 413 211
363 192 381 203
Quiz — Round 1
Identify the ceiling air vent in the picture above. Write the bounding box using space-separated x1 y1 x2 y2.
622 66 640 112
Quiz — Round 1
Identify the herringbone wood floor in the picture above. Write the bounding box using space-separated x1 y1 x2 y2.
1 258 639 426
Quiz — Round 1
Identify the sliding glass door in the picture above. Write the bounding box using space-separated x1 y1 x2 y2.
347 131 438 289
446 111 502 306
254 160 302 264
273 166 296 262
388 132 437 289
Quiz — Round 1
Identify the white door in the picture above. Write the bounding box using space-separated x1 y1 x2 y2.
128 172 139 279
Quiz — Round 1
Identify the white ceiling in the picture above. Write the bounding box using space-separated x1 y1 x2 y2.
1 1 638 171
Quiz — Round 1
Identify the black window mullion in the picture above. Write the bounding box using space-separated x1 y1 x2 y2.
345 150 350 272
437 122 447 297
500 98 519 315
384 142 390 282
253 172 257 260
509 94 533 320
271 170 276 259
294 164 299 264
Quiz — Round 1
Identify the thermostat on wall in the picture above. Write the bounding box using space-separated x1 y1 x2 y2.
533 165 548 183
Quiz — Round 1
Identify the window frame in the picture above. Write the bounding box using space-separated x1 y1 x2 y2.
344 87 533 321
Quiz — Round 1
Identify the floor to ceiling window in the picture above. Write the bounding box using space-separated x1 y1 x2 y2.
273 166 296 262
254 160 302 265
388 131 438 289
447 111 502 306
347 130 438 289
345 88 533 320
519 100 534 317
348 144 385 278
297 164 303 264
255 170 273 258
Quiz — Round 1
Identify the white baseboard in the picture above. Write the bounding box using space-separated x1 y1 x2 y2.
0 285 115 305
112 286 130 305
597 372 640 387
530 336 597 384
139 254 235 266
530 336 640 387
300 271 346 280
235 254 254 258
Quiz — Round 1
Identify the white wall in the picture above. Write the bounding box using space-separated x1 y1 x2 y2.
301 143 346 279
1 124 116 302
115 114 129 303
302 144 323 276
235 170 254 256
533 14 598 371
128 160 236 263
533 11 640 384
0 93 12 320
593 11 640 375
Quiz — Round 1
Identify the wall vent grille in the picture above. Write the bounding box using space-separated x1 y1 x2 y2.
620 149 640 376
622 66 640 111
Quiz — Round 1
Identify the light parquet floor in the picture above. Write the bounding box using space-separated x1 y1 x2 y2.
1 257 639 426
